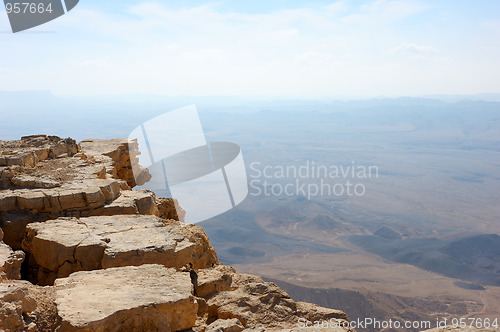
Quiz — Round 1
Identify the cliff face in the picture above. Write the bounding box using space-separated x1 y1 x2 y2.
0 136 353 332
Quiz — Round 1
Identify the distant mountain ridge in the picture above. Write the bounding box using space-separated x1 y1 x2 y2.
350 233 500 286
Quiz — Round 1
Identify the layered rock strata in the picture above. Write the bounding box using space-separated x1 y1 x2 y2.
0 136 353 332
22 215 217 285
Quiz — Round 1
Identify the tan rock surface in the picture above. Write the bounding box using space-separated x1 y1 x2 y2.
0 281 37 332
0 241 24 280
0 136 179 250
79 138 150 188
207 272 350 330
206 318 245 332
1 225 25 280
22 215 218 285
54 264 198 332
197 265 234 298
95 189 159 216
0 135 78 169
0 280 60 332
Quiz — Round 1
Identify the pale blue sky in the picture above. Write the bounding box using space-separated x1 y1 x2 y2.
0 0 499 97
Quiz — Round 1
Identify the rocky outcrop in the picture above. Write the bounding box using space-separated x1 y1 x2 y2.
54 265 198 331
0 135 78 170
205 272 350 330
22 215 218 285
0 136 180 250
78 138 150 188
0 136 353 332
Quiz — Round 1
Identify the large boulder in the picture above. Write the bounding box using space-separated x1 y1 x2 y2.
22 215 218 285
54 264 198 331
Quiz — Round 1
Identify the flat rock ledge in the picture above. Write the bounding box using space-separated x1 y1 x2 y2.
54 264 198 332
22 215 218 285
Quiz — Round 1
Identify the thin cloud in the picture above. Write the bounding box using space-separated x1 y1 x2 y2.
0 0 497 96
388 42 438 56
342 0 429 24
75 58 108 67
181 49 226 60
294 51 334 64
270 29 299 39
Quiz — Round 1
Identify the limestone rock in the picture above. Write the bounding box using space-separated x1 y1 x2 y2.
22 215 218 285
0 241 25 280
10 174 61 189
157 197 186 221
54 264 198 331
0 280 59 332
0 281 37 332
1 221 25 280
0 135 77 169
206 318 244 332
0 178 124 249
0 178 123 215
0 136 181 251
95 189 159 216
79 138 151 188
241 328 266 332
1 213 39 250
197 265 234 298
207 272 349 330
295 302 350 326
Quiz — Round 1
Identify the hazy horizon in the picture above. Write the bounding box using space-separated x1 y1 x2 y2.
1 0 500 97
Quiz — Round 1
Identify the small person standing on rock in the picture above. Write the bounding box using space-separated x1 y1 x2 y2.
183 262 198 296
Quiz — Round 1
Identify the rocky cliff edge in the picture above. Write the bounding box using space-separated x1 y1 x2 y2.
0 135 353 332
